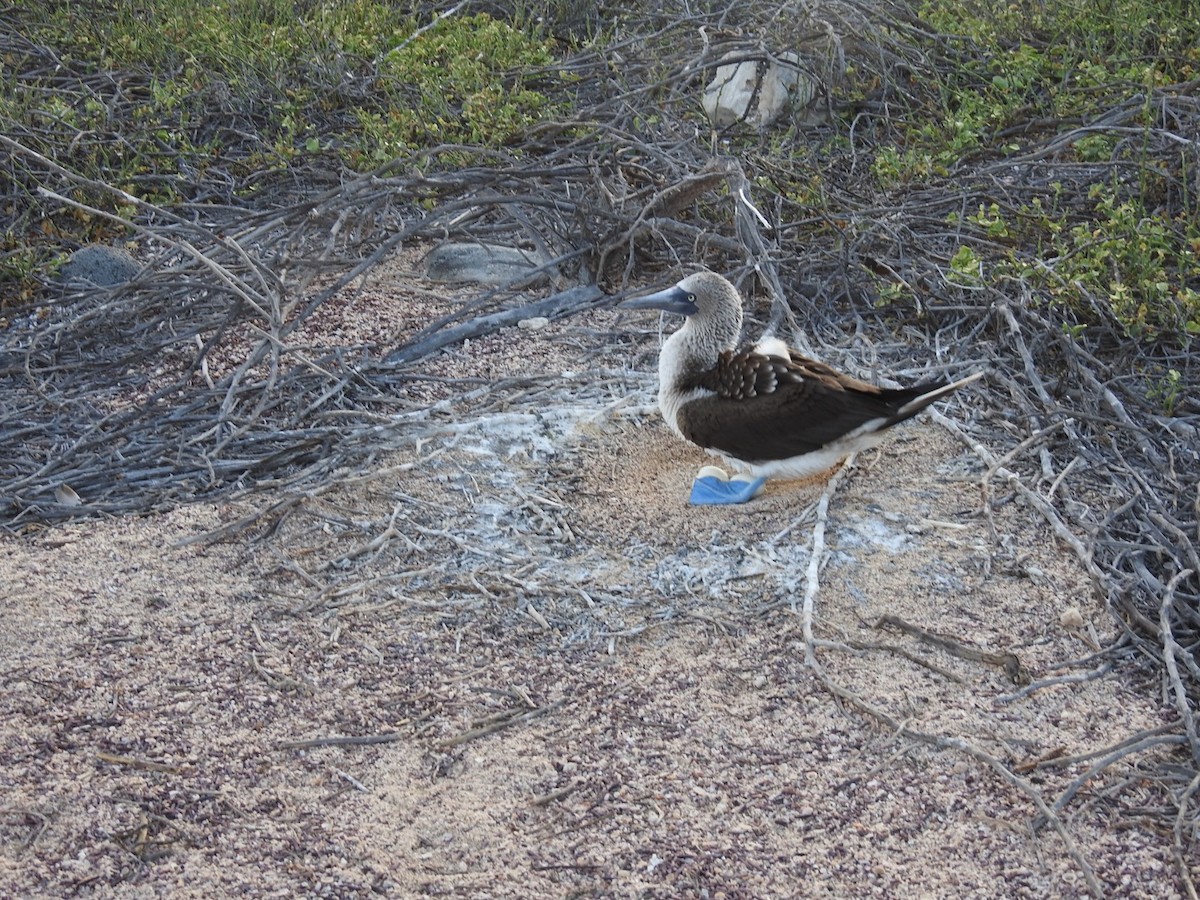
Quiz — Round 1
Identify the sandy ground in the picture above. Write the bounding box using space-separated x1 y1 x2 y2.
1 253 1190 898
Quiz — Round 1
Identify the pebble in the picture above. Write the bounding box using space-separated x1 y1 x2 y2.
60 244 140 286
1060 606 1084 628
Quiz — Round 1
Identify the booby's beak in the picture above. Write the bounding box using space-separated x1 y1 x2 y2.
619 285 698 317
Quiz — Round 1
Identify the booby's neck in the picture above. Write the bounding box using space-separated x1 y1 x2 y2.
659 305 742 384
656 306 741 440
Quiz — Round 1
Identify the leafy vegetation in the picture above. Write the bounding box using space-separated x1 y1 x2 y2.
363 12 559 163
19 0 558 162
4 0 1199 346
867 0 1200 344
1 1 561 305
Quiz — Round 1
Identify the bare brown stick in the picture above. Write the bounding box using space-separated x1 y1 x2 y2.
95 751 183 773
434 700 564 749
995 664 1114 704
383 285 605 366
873 614 1029 684
798 454 856 668
1174 771 1200 900
249 652 315 695
531 783 580 807
277 732 405 751
841 638 967 683
1160 569 1200 767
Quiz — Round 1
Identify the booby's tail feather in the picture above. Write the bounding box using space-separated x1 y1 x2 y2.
895 371 985 418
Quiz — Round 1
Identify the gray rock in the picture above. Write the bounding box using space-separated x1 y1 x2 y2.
423 243 549 286
60 245 141 287
702 50 818 129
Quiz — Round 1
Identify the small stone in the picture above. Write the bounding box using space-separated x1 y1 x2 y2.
54 483 82 507
423 243 548 285
1060 606 1085 628
702 49 817 129
60 245 140 286
518 316 550 330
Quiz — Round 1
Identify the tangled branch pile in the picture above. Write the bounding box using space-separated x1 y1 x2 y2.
1 0 1197 838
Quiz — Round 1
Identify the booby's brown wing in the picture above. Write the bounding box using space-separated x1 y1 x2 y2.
676 350 942 462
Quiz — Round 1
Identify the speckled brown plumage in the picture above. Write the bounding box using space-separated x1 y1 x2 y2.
697 349 797 400
678 348 953 463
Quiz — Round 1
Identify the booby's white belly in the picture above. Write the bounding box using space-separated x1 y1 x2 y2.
712 420 892 480
655 331 712 442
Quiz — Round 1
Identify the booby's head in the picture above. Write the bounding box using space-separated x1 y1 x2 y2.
619 271 743 351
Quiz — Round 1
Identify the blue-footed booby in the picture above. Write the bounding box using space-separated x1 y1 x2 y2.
620 271 983 504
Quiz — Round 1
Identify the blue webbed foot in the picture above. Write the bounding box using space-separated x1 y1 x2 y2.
689 466 767 505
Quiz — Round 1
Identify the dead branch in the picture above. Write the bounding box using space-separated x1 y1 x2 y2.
873 613 1029 684
797 454 856 667
434 700 564 749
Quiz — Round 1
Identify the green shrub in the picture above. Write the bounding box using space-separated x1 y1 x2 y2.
878 0 1200 344
1 2 563 306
